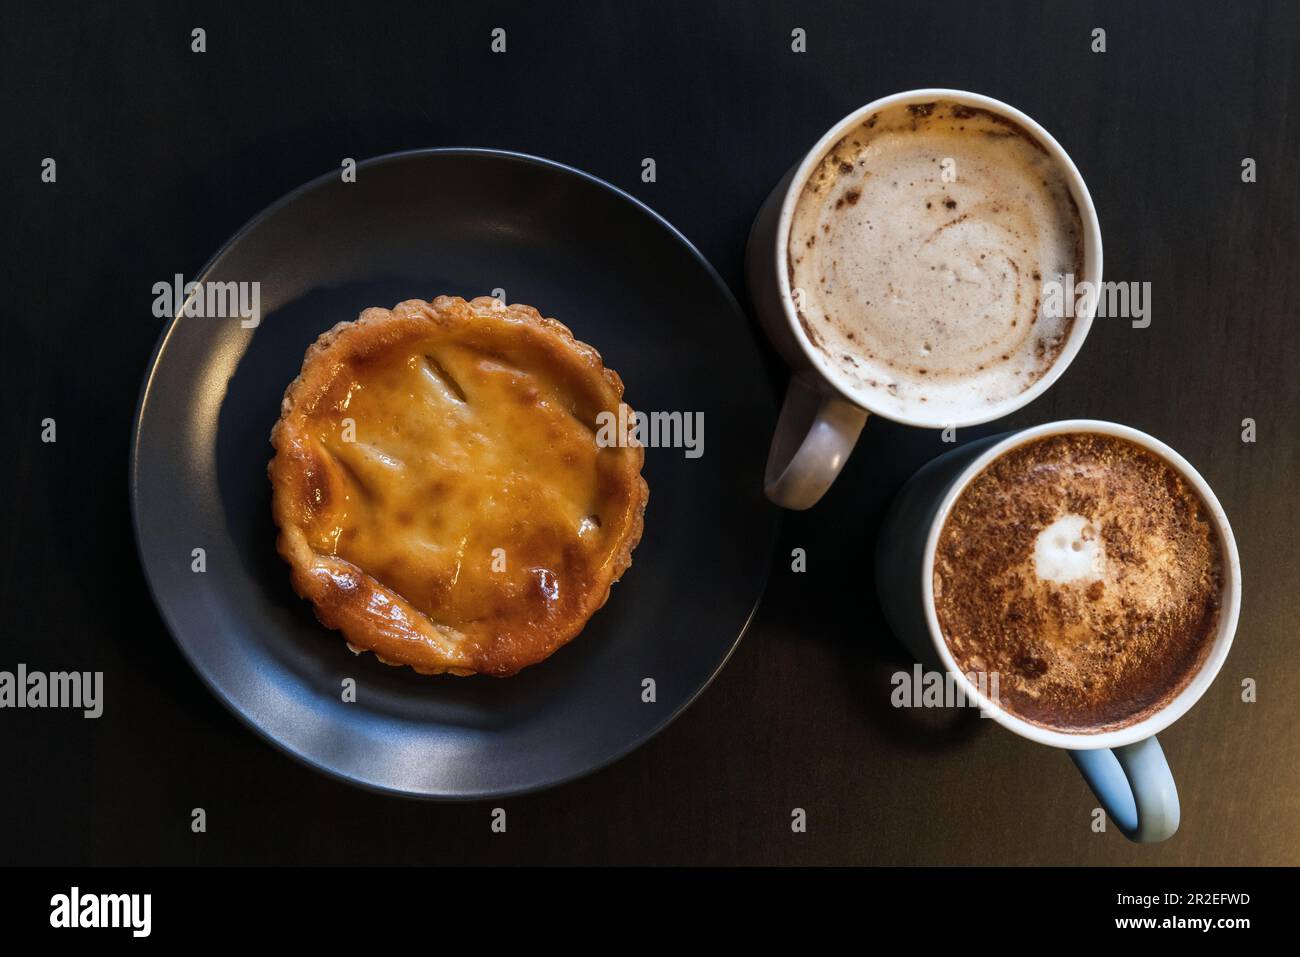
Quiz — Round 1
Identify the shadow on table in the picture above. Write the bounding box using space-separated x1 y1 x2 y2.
758 407 1005 751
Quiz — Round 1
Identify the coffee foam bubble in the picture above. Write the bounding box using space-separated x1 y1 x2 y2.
787 101 1084 420
1033 514 1104 584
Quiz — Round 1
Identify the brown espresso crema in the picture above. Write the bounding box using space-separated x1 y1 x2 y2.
787 100 1084 420
933 433 1223 733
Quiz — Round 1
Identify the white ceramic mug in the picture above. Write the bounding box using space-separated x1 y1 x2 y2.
874 420 1242 843
745 89 1104 509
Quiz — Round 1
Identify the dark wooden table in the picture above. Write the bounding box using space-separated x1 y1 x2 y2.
3 0 1297 865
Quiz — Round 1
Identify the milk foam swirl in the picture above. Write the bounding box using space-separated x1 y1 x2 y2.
787 101 1084 419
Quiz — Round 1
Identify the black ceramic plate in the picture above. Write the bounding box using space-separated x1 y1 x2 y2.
131 149 779 798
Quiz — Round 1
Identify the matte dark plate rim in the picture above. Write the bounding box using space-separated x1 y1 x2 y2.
129 147 778 800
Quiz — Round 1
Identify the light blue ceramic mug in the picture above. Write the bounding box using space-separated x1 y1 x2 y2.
875 420 1241 843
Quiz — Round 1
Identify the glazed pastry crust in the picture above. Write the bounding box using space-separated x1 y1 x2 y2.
269 296 648 676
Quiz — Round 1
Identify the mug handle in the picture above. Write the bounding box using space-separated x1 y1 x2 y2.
1070 736 1180 843
765 372 868 510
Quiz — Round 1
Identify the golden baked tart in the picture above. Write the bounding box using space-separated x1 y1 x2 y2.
269 296 648 676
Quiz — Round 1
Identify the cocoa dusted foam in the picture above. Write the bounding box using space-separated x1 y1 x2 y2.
787 101 1084 420
933 433 1223 733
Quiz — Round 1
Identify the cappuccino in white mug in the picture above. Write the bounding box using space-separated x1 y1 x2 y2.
787 100 1085 420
